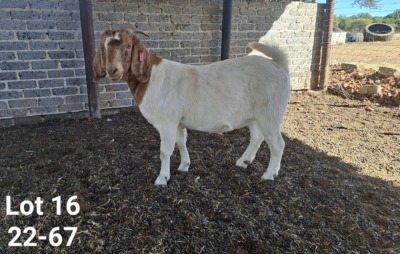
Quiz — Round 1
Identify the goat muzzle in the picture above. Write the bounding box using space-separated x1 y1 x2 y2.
106 65 124 82
107 72 123 82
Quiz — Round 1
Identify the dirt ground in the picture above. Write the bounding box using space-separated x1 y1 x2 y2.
0 92 399 253
331 34 400 70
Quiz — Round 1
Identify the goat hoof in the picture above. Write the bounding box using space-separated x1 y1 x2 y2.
235 165 246 170
261 172 277 181
177 163 190 172
235 160 250 169
154 175 168 186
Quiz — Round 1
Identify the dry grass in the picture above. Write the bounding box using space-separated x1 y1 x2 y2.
331 33 400 70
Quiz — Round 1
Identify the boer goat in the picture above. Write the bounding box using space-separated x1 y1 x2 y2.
93 29 290 186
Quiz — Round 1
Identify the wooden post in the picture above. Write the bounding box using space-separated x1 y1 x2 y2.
318 0 335 90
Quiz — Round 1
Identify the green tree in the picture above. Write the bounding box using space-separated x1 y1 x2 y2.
349 18 371 32
337 18 354 31
372 17 384 23
355 13 373 19
385 9 400 19
335 9 399 31
385 9 400 29
334 16 344 28
352 0 380 9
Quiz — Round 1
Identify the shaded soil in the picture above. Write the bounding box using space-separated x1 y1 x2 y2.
1 92 399 253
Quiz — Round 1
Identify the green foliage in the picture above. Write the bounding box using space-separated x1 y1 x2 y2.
335 9 400 32
351 18 371 31
351 0 379 9
385 9 400 19
385 10 400 28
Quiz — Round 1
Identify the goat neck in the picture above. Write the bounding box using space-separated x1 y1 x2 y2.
127 50 162 105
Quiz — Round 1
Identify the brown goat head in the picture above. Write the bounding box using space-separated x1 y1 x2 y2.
93 29 152 83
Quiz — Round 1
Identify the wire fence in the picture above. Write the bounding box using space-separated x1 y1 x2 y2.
330 33 400 70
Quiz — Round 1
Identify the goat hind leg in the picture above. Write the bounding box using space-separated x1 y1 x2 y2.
261 130 284 180
155 126 177 186
176 127 190 172
255 107 286 181
236 122 264 169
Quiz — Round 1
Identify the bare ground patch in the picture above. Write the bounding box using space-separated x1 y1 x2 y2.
0 92 399 253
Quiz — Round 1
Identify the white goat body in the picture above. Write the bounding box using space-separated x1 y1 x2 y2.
142 55 288 133
94 30 290 186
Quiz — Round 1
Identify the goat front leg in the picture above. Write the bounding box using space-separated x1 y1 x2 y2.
176 127 190 172
154 126 177 186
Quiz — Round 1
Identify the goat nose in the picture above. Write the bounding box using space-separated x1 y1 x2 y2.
107 67 118 75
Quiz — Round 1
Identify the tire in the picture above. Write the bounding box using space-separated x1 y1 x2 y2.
364 23 395 42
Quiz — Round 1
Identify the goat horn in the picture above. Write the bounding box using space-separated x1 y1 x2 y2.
134 31 150 38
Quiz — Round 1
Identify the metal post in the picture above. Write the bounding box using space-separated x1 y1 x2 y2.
221 0 232 61
318 0 335 90
79 0 101 119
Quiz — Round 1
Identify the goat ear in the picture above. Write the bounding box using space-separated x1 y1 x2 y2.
131 36 151 83
93 44 106 82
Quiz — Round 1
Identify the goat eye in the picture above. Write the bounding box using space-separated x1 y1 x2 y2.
127 45 132 49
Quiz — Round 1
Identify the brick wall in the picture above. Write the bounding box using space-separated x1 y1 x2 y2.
0 0 324 125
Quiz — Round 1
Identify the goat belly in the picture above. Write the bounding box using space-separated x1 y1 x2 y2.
181 121 229 134
180 117 250 134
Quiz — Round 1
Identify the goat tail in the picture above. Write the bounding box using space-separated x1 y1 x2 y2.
248 42 289 73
